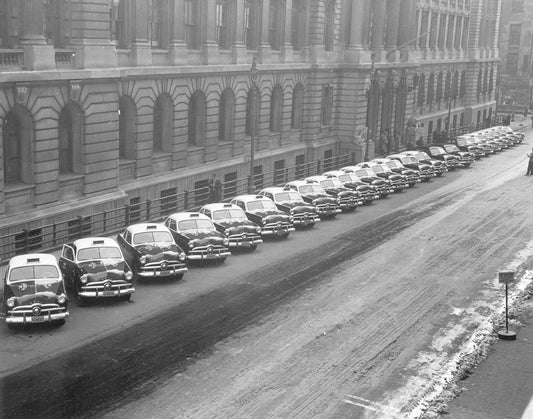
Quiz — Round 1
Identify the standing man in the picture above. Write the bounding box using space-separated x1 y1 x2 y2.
526 149 533 176
208 174 223 202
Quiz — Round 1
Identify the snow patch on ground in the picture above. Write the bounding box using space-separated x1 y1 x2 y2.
372 238 533 419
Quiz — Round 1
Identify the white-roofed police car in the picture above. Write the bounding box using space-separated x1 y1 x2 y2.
59 237 135 304
116 223 188 280
3 253 69 328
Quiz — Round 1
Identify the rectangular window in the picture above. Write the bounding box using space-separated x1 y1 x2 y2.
291 0 305 50
523 55 530 73
253 165 264 191
216 0 230 49
15 228 43 255
185 0 199 49
512 0 524 13
507 52 519 75
324 0 335 51
269 0 284 51
509 24 522 46
129 197 142 224
274 160 286 185
295 154 305 179
323 150 334 172
244 0 258 50
68 217 92 241
160 187 177 215
452 114 458 128
223 172 237 199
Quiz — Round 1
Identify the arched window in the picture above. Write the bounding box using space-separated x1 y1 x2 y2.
436 72 443 103
291 83 304 129
417 73 425 106
188 91 206 147
153 94 173 153
58 103 83 175
219 88 235 142
246 86 261 136
3 108 33 185
427 73 435 104
270 84 283 132
444 71 451 101
460 70 467 98
119 96 137 160
0 0 15 47
321 84 334 125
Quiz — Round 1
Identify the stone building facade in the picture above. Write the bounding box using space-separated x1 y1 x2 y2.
0 0 500 238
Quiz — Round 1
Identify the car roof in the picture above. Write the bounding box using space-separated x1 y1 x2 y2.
127 223 170 235
9 253 58 268
322 170 345 177
305 175 329 182
166 212 212 222
201 203 242 211
232 194 271 203
259 187 287 194
285 180 315 187
371 158 393 163
73 237 119 249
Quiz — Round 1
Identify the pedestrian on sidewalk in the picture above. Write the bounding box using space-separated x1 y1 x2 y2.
526 149 533 176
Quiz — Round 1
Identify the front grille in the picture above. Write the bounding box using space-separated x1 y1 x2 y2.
10 303 65 317
263 221 293 231
140 260 185 273
82 280 132 293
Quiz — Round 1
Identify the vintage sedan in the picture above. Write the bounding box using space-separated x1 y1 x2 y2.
283 180 342 218
199 203 263 250
418 146 461 169
304 175 363 211
3 254 69 328
164 212 231 262
322 170 380 204
371 158 420 187
116 223 188 280
356 161 410 192
454 137 487 158
340 166 394 197
401 151 447 176
231 195 295 238
258 187 321 228
441 144 475 167
387 154 435 181
59 237 135 304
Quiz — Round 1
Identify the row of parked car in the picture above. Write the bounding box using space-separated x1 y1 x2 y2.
2 126 524 328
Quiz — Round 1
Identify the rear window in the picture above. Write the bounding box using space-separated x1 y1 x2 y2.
178 219 214 231
9 265 60 282
77 246 122 261
133 231 174 245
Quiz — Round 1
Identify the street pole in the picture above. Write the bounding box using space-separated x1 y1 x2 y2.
248 56 258 194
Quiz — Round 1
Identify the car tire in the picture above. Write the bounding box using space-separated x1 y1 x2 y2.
121 294 132 302
175 273 184 281
6 322 14 330
75 293 87 307
250 243 258 251
54 319 66 327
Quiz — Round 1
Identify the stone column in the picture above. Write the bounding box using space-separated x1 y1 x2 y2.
450 14 457 57
130 0 152 66
425 10 432 50
416 7 423 49
398 0 416 61
371 0 386 61
232 0 247 63
19 0 55 70
345 0 371 63
259 0 272 61
69 0 118 69
386 0 401 61
434 12 441 51
203 0 219 64
170 0 188 64
281 0 293 62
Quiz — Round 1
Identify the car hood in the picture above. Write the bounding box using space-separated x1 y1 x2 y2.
78 259 128 282
325 187 354 196
180 229 225 242
134 243 182 261
7 279 62 300
277 201 316 214
216 219 259 233
248 209 288 221
302 193 337 204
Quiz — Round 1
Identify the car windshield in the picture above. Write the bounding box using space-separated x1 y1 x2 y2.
8 265 60 283
133 231 174 245
319 179 341 188
400 156 418 164
274 192 302 202
337 174 353 183
386 161 402 169
443 144 459 153
298 184 324 194
77 246 122 261
247 200 277 211
178 219 215 231
212 208 247 220
416 152 430 160
429 146 446 156
371 165 384 173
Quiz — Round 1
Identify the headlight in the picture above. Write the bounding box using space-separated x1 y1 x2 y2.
80 274 88 284
125 271 133 281
289 216 294 223
312 199 319 205
255 227 261 234
57 294 67 304
188 239 197 248
222 238 230 246
6 297 16 308
290 208 295 215
139 255 147 265
179 253 186 261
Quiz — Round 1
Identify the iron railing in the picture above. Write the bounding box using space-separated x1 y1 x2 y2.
0 153 355 263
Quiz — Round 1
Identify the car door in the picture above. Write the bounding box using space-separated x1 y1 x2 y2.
58 244 76 290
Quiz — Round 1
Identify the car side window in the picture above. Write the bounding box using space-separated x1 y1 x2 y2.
235 201 245 210
62 245 74 261
124 230 131 244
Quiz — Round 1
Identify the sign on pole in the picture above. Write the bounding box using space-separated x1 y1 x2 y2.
498 270 515 284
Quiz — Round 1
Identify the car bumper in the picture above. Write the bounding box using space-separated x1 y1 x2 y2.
138 266 188 278
262 226 295 236
6 311 69 325
187 251 231 260
293 216 321 226
228 239 263 248
78 286 135 298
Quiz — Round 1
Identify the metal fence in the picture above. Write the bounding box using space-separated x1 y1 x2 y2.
0 153 355 263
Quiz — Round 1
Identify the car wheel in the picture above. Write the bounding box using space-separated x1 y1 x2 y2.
175 273 184 281
381 193 389 198
6 322 14 330
121 294 132 302
75 293 87 307
217 257 227 264
250 243 258 251
54 319 66 327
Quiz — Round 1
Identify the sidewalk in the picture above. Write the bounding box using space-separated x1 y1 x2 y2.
445 120 533 419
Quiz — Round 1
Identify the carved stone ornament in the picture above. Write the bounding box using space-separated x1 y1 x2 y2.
15 83 29 105
69 81 82 103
